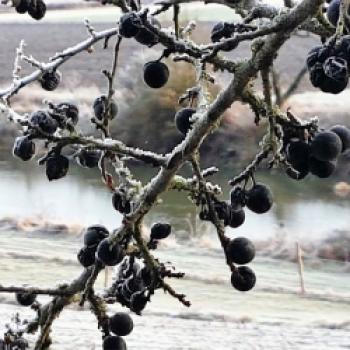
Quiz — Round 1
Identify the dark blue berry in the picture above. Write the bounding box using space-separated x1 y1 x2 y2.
231 266 256 292
143 61 169 88
13 136 35 161
226 237 255 265
109 312 133 336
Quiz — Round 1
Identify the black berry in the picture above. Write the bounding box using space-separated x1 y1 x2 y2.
109 312 133 336
15 0 28 13
103 335 127 350
119 12 141 38
246 183 273 214
174 108 196 134
84 225 109 247
286 140 310 177
77 246 96 267
30 110 58 134
16 292 36 306
143 61 169 89
309 157 336 178
77 149 101 168
150 222 171 240
93 95 118 120
310 131 342 161
327 0 340 27
13 136 35 161
96 238 124 266
40 71 60 91
135 16 160 47
330 125 350 152
227 207 245 228
226 237 255 265
45 154 69 181
28 0 46 20
231 266 256 292
130 291 148 314
112 190 131 214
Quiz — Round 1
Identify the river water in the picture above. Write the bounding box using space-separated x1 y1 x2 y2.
0 153 349 349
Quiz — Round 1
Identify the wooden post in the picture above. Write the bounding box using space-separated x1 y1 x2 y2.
296 242 305 295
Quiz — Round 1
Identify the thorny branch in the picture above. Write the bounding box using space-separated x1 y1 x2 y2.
0 0 334 347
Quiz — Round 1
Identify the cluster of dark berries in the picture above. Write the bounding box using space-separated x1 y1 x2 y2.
13 102 80 180
199 182 273 228
227 237 256 292
286 125 350 179
118 13 169 89
103 312 133 350
78 225 125 267
14 0 46 20
113 258 151 315
306 36 350 94
119 12 161 47
112 189 132 215
112 223 172 313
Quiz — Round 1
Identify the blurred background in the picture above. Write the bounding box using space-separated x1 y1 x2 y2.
0 1 350 349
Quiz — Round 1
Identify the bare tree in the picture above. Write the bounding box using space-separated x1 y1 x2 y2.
0 0 349 349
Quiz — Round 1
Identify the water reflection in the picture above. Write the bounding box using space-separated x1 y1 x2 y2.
0 151 349 242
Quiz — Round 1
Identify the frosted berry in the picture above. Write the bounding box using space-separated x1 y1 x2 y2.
135 16 160 47
56 102 79 125
309 157 336 178
93 95 118 120
311 131 342 161
28 0 46 20
228 207 245 228
150 222 171 240
231 266 256 292
84 225 109 247
119 12 141 38
45 154 69 181
174 108 196 134
16 292 36 306
77 149 101 168
96 238 124 266
13 136 35 161
30 111 58 135
40 71 60 91
15 0 28 13
143 61 169 88
77 247 96 267
109 312 134 336
330 125 350 152
103 335 127 350
226 237 255 265
246 183 273 214
211 22 235 42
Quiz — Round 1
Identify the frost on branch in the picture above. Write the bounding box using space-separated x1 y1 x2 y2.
0 0 350 348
